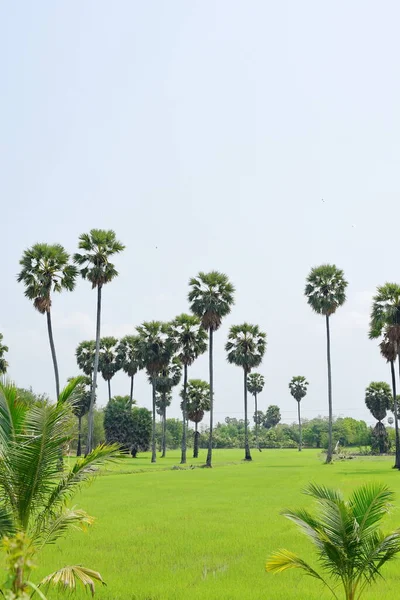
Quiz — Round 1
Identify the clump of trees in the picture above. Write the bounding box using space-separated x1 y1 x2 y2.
104 396 152 457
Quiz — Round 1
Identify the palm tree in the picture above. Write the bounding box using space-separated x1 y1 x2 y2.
266 483 400 600
116 335 142 408
305 264 348 463
17 243 78 400
68 376 92 456
98 337 120 401
226 323 266 461
181 379 210 458
365 381 392 454
170 314 208 464
0 377 118 597
289 376 309 451
247 373 265 451
188 271 235 467
0 333 9 375
156 391 172 457
135 321 176 463
369 284 400 469
76 340 96 379
74 229 125 454
153 357 182 457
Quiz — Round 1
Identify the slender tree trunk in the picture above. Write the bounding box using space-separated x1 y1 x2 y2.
129 374 134 408
297 401 302 451
194 422 199 458
87 285 102 455
325 314 333 464
206 328 214 467
180 364 188 464
151 377 157 463
46 309 60 400
393 359 400 469
77 416 82 457
161 399 167 458
244 368 252 460
254 393 261 452
107 379 111 402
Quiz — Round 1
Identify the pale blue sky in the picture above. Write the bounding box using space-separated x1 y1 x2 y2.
2 1 400 425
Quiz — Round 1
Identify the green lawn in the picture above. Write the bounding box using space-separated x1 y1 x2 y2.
40 449 400 599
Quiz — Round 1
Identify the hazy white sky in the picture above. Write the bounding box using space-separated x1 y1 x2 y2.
2 1 400 426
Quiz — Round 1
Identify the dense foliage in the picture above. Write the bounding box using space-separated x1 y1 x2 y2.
104 396 152 457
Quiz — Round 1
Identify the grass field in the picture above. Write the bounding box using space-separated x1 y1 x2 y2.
39 449 400 600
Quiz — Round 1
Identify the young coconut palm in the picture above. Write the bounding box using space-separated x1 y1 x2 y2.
188 271 235 467
180 379 210 458
0 333 9 375
225 323 267 461
0 377 118 598
17 243 78 400
116 335 143 408
169 314 207 464
305 264 348 463
135 321 176 463
74 230 125 453
365 381 392 454
98 337 120 402
153 357 182 457
247 373 265 452
266 483 400 600
289 376 309 451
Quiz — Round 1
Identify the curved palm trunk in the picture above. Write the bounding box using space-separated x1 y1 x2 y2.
180 364 188 464
151 377 157 463
393 359 400 469
129 374 134 408
325 314 333 464
77 415 82 457
107 379 112 402
206 329 214 467
161 398 167 458
46 309 60 400
244 369 252 460
297 401 302 451
193 422 199 458
87 285 102 455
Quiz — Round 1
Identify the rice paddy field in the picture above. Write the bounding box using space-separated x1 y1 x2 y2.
40 449 400 600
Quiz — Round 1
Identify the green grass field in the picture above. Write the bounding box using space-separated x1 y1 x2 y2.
40 449 400 600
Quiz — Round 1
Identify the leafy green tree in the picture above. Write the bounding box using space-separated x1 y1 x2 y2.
104 396 151 457
226 324 266 461
154 357 181 457
189 271 235 467
264 405 281 429
17 243 78 400
266 483 400 600
98 337 120 401
0 378 117 598
170 314 207 464
365 382 392 454
305 264 348 463
0 333 9 375
135 321 175 463
289 376 309 451
181 379 210 458
68 376 91 456
74 229 125 453
247 373 264 452
116 335 142 408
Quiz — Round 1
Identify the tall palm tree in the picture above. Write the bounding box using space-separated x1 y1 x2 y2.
305 264 348 464
0 333 9 375
247 373 265 452
188 271 235 467
225 323 267 461
266 483 400 600
116 335 142 408
153 357 182 457
135 321 176 463
365 381 392 454
98 337 120 402
369 283 400 469
155 391 172 458
17 243 78 400
68 376 91 456
181 379 210 458
74 229 125 453
0 378 118 597
170 313 208 464
289 376 309 452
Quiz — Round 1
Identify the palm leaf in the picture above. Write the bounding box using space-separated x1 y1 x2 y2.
40 565 105 596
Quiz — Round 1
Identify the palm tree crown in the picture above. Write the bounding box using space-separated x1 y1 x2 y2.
0 333 9 375
170 313 208 365
116 335 143 378
365 381 392 422
225 323 266 371
76 340 96 378
289 376 309 402
182 379 211 418
369 283 400 340
188 271 235 330
305 264 347 315
247 373 264 397
136 321 176 376
73 229 125 288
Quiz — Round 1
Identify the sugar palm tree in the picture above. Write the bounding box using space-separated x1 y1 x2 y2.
188 271 235 467
155 391 172 458
247 373 264 451
170 313 207 464
153 357 182 457
0 333 9 375
266 483 400 600
181 379 210 458
379 331 400 467
225 323 266 461
0 377 118 597
365 381 392 454
98 337 120 401
135 321 176 463
116 335 142 408
74 229 125 453
76 340 96 380
305 264 348 463
289 376 309 451
17 243 78 400
68 376 91 456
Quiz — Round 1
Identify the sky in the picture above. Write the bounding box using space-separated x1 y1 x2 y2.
1 1 400 426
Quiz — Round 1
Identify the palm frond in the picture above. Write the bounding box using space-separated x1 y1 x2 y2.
40 565 105 596
57 376 86 405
